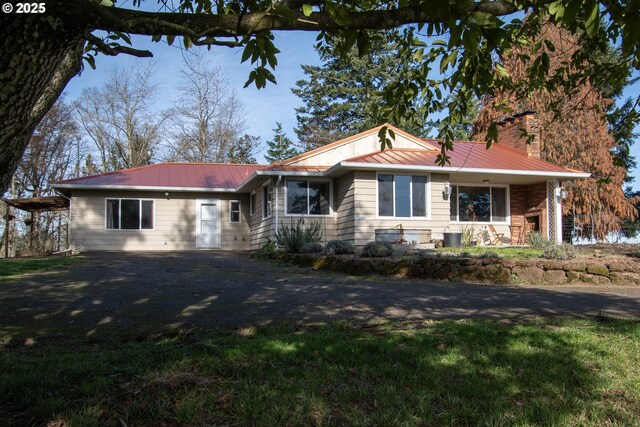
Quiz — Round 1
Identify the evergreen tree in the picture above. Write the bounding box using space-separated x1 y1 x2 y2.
227 134 260 164
265 123 298 163
293 30 431 151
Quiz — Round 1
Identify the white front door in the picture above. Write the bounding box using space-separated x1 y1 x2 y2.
196 199 220 248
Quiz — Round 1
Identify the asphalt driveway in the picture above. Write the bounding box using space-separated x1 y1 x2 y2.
1 251 640 338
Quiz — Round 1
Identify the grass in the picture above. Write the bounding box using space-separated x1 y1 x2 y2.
2 319 639 426
0 256 79 278
433 246 544 259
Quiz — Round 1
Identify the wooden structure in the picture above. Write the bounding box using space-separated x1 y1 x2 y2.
2 196 70 258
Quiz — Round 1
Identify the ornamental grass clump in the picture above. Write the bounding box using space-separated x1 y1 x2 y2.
361 241 393 258
275 218 323 253
324 240 356 255
543 243 576 260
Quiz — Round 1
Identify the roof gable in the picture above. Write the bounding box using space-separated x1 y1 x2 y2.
280 124 438 167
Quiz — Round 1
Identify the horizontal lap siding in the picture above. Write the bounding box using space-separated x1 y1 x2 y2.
248 178 275 250
335 173 355 244
353 171 452 246
70 190 251 251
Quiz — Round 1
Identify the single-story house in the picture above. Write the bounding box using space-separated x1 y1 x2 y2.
52 112 590 251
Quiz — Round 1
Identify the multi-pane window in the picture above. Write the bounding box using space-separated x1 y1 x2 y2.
286 180 330 215
377 174 429 218
450 185 507 222
106 199 153 230
229 200 240 223
263 183 272 218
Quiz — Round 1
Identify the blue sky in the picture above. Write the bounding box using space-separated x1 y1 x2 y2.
64 32 640 190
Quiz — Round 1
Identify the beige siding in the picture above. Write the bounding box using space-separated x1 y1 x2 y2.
334 172 355 244
352 171 452 246
248 177 276 249
288 134 434 167
70 190 251 251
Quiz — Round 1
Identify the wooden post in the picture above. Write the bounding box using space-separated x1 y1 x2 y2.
4 205 9 259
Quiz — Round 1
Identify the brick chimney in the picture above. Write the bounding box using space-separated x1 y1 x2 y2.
496 111 541 159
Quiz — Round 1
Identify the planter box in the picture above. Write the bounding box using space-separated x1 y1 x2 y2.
375 229 432 244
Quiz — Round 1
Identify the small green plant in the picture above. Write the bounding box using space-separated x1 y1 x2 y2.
543 243 576 260
361 241 393 258
324 240 356 255
528 231 551 248
275 218 323 253
459 224 477 247
255 239 277 256
300 242 324 253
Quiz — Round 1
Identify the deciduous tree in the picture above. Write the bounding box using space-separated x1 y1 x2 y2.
75 63 164 171
474 22 638 239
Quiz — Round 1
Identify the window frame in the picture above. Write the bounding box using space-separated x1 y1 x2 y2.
284 178 333 217
249 191 256 216
262 181 272 220
449 183 510 224
229 200 241 224
104 198 155 231
375 172 431 220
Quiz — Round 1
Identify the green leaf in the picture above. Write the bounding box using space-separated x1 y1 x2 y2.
302 4 313 17
440 50 458 74
584 1 600 36
241 42 254 63
166 35 175 46
183 36 193 49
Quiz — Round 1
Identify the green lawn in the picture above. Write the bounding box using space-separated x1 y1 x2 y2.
0 256 79 278
2 319 639 426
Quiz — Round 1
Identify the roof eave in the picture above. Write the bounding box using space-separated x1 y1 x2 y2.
51 184 238 193
235 169 327 192
326 162 591 180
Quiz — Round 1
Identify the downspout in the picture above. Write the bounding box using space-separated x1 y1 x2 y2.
275 175 282 239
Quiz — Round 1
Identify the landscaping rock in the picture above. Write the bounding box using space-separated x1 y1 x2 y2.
512 266 545 283
586 263 609 276
579 273 611 285
609 272 640 286
486 264 512 284
567 271 581 283
542 261 564 271
562 262 586 272
500 260 516 269
607 262 640 273
544 270 567 284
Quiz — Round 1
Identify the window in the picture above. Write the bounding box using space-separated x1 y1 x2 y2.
250 191 256 216
450 185 508 223
377 174 429 218
229 200 240 223
106 199 153 230
263 183 272 218
286 180 330 215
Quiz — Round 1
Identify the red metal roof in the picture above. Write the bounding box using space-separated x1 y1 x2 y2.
56 163 268 189
344 143 581 173
263 165 328 172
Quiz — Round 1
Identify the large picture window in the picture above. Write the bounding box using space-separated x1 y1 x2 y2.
106 199 154 230
377 174 430 218
450 185 508 223
286 180 330 215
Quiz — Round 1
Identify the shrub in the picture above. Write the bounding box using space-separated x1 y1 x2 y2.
528 231 552 248
479 250 501 259
543 243 576 260
254 239 277 256
324 240 356 255
361 241 393 258
300 242 324 253
275 218 323 253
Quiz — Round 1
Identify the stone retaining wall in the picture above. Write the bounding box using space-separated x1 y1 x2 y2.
263 253 640 285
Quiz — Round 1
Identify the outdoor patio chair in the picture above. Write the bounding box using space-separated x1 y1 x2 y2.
488 225 505 245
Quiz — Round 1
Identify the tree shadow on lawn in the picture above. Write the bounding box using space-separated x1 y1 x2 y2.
1 320 639 426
